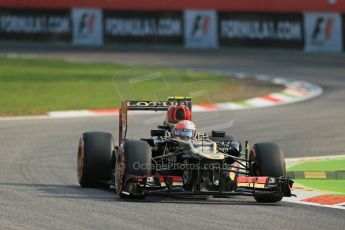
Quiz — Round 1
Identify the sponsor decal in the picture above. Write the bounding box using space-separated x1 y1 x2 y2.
72 8 103 45
104 11 182 44
219 13 304 48
127 101 183 108
184 10 218 48
304 13 343 52
0 9 71 41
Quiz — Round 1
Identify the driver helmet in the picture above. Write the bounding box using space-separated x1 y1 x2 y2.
173 120 196 140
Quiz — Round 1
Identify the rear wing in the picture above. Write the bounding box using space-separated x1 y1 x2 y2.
118 97 192 145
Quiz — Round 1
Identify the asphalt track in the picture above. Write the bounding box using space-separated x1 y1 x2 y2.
0 47 344 229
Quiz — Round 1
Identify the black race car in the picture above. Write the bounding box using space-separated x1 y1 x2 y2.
77 97 294 202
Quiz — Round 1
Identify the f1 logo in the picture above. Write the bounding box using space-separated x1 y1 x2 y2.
304 13 342 52
184 10 218 48
191 14 210 38
72 8 103 45
312 16 334 42
77 13 96 38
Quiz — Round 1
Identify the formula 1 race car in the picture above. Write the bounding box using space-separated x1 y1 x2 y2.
77 97 294 203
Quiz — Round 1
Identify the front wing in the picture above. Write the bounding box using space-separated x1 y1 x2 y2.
119 175 294 198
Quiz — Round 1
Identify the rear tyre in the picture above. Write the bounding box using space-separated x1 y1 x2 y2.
115 140 152 199
77 132 114 188
249 143 286 203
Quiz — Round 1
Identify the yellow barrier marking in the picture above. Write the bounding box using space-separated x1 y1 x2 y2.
304 171 326 179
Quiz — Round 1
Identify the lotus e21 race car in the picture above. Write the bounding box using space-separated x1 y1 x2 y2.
77 97 294 203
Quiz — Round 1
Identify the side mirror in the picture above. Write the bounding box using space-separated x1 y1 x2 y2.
212 130 225 138
151 129 166 137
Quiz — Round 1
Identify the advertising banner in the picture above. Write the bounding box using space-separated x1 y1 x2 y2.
219 13 304 48
72 8 103 45
104 11 183 44
0 9 71 41
304 12 343 52
184 10 218 48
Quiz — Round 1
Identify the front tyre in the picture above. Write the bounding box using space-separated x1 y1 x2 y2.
115 140 152 199
77 132 114 188
250 143 286 203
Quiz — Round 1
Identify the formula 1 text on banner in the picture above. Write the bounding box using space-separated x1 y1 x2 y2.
219 13 304 48
0 8 71 41
104 11 183 45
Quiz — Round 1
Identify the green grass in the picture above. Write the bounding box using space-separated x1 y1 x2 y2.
0 55 281 115
294 179 345 194
288 158 345 195
288 158 345 172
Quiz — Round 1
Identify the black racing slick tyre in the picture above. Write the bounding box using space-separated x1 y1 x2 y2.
77 132 114 188
115 140 152 199
249 143 286 203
